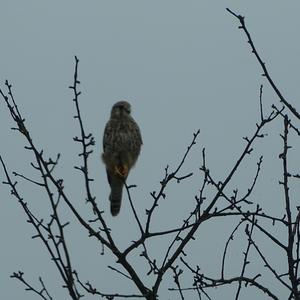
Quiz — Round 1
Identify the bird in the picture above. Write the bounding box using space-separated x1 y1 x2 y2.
102 101 142 216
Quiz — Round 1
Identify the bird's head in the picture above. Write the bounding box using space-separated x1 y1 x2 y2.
111 101 131 118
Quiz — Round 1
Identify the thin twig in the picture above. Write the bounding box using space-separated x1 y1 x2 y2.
227 8 300 120
11 272 52 300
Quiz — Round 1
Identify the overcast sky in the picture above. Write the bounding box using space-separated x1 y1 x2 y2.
1 1 300 299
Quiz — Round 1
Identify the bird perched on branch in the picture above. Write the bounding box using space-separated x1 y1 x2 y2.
102 101 142 216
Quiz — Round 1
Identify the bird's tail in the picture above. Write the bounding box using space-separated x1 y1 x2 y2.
109 176 124 216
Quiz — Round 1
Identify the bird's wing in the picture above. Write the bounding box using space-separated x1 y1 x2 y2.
103 120 113 151
106 168 112 186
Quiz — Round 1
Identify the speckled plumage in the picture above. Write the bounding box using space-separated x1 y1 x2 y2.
102 101 142 216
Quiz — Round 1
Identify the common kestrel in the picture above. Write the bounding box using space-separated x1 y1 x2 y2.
102 101 142 216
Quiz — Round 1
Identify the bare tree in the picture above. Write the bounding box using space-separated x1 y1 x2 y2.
1 8 300 300
170 9 300 300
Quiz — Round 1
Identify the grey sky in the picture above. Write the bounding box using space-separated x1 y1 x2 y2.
1 1 300 299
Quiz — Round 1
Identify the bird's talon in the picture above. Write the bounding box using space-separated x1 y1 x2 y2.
115 165 128 178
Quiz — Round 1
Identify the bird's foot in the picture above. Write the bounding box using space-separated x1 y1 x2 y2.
114 165 128 178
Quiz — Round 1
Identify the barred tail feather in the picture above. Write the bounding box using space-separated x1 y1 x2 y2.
109 177 124 216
